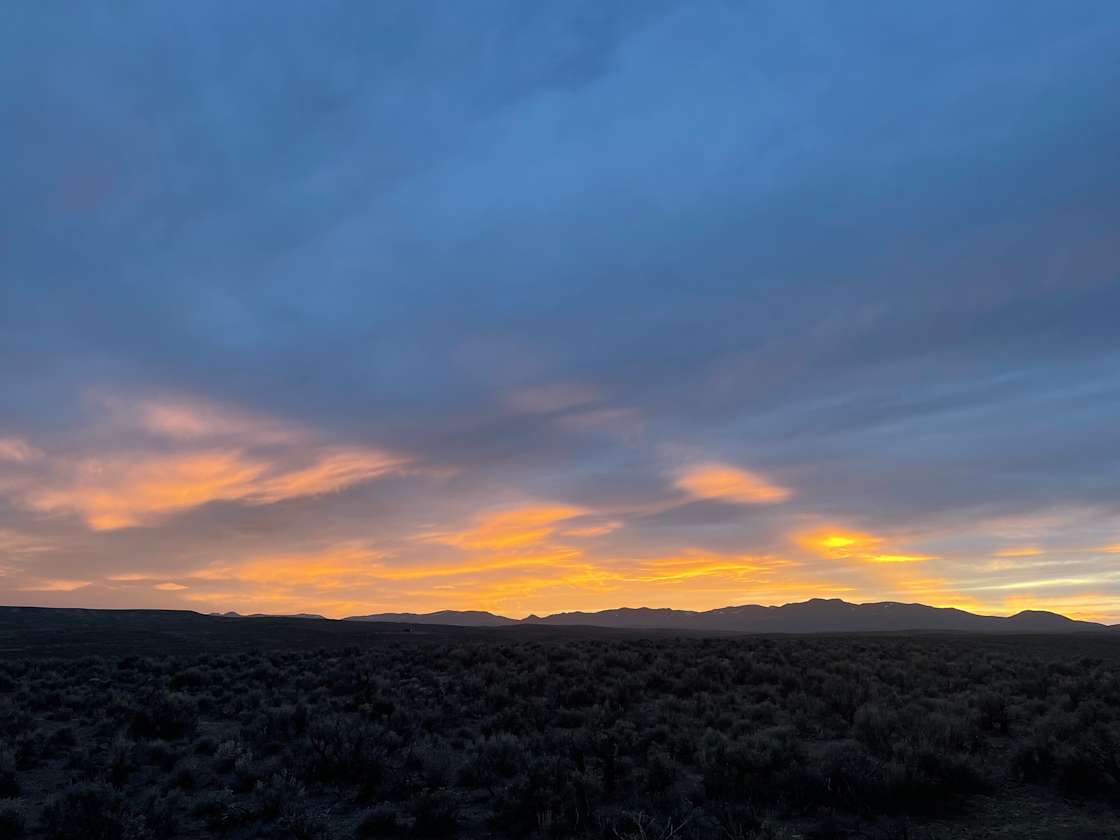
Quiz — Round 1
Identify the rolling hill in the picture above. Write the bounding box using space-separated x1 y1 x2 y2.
345 598 1113 633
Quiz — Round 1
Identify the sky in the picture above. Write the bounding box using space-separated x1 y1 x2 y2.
2 2 1119 621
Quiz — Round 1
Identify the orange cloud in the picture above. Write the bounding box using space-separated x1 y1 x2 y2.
192 542 386 587
796 528 883 557
562 521 622 538
17 578 90 592
675 463 791 505
422 504 588 550
250 447 407 503
371 551 587 581
994 545 1044 558
868 554 936 564
1 393 415 531
104 395 305 445
145 402 280 441
27 450 267 529
154 582 188 591
796 529 935 564
0 530 54 555
626 551 791 582
25 446 406 530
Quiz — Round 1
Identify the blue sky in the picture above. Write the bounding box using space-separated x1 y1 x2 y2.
2 2 1119 618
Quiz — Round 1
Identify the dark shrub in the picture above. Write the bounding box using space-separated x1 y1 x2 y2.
190 788 249 832
39 783 128 840
278 800 332 840
0 799 26 837
128 691 197 741
411 790 458 837
0 747 19 798
1011 737 1054 782
135 791 180 839
358 802 401 836
815 739 885 811
253 769 306 820
975 690 1010 734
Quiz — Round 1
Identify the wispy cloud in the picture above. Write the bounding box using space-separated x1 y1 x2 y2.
675 463 791 505
17 578 90 592
420 504 588 551
994 546 1045 558
0 437 41 464
5 395 411 530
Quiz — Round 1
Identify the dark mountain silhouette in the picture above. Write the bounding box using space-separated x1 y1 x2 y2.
211 611 326 620
344 598 1113 633
346 609 517 627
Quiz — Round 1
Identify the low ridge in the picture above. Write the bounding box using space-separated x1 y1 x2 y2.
342 598 1112 634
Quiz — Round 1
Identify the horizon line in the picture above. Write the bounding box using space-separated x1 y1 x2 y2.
3 595 1113 625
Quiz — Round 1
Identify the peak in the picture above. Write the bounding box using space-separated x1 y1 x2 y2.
1009 609 1070 621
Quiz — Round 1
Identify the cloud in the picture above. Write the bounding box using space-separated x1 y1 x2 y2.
0 437 41 464
154 582 187 591
26 450 270 530
562 521 622 538
506 383 602 414
23 447 404 530
994 546 1045 558
421 504 588 551
192 542 386 588
0 530 55 555
794 528 936 567
796 528 883 557
17 578 90 592
7 394 411 530
675 463 791 505
867 554 936 564
132 398 304 445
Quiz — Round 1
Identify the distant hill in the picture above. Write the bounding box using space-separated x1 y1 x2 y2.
345 598 1112 634
346 609 517 627
0 602 1116 660
212 611 326 620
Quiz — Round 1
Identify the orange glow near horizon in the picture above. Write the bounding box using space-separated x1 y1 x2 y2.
1 393 1118 624
797 528 883 557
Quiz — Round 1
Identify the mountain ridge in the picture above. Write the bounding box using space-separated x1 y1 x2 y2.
345 597 1116 633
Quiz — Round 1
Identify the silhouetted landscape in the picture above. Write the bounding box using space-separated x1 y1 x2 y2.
345 598 1119 634
2 605 1119 838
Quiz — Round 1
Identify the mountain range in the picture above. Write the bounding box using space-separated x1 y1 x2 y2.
344 598 1117 634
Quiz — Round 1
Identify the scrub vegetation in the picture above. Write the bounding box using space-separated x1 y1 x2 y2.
2 633 1119 839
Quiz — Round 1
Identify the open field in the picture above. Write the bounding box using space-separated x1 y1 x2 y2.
1 610 1119 838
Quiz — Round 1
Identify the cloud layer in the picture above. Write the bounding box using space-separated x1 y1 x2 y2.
1 2 1119 620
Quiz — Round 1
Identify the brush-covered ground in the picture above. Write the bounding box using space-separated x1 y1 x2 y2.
2 630 1119 839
